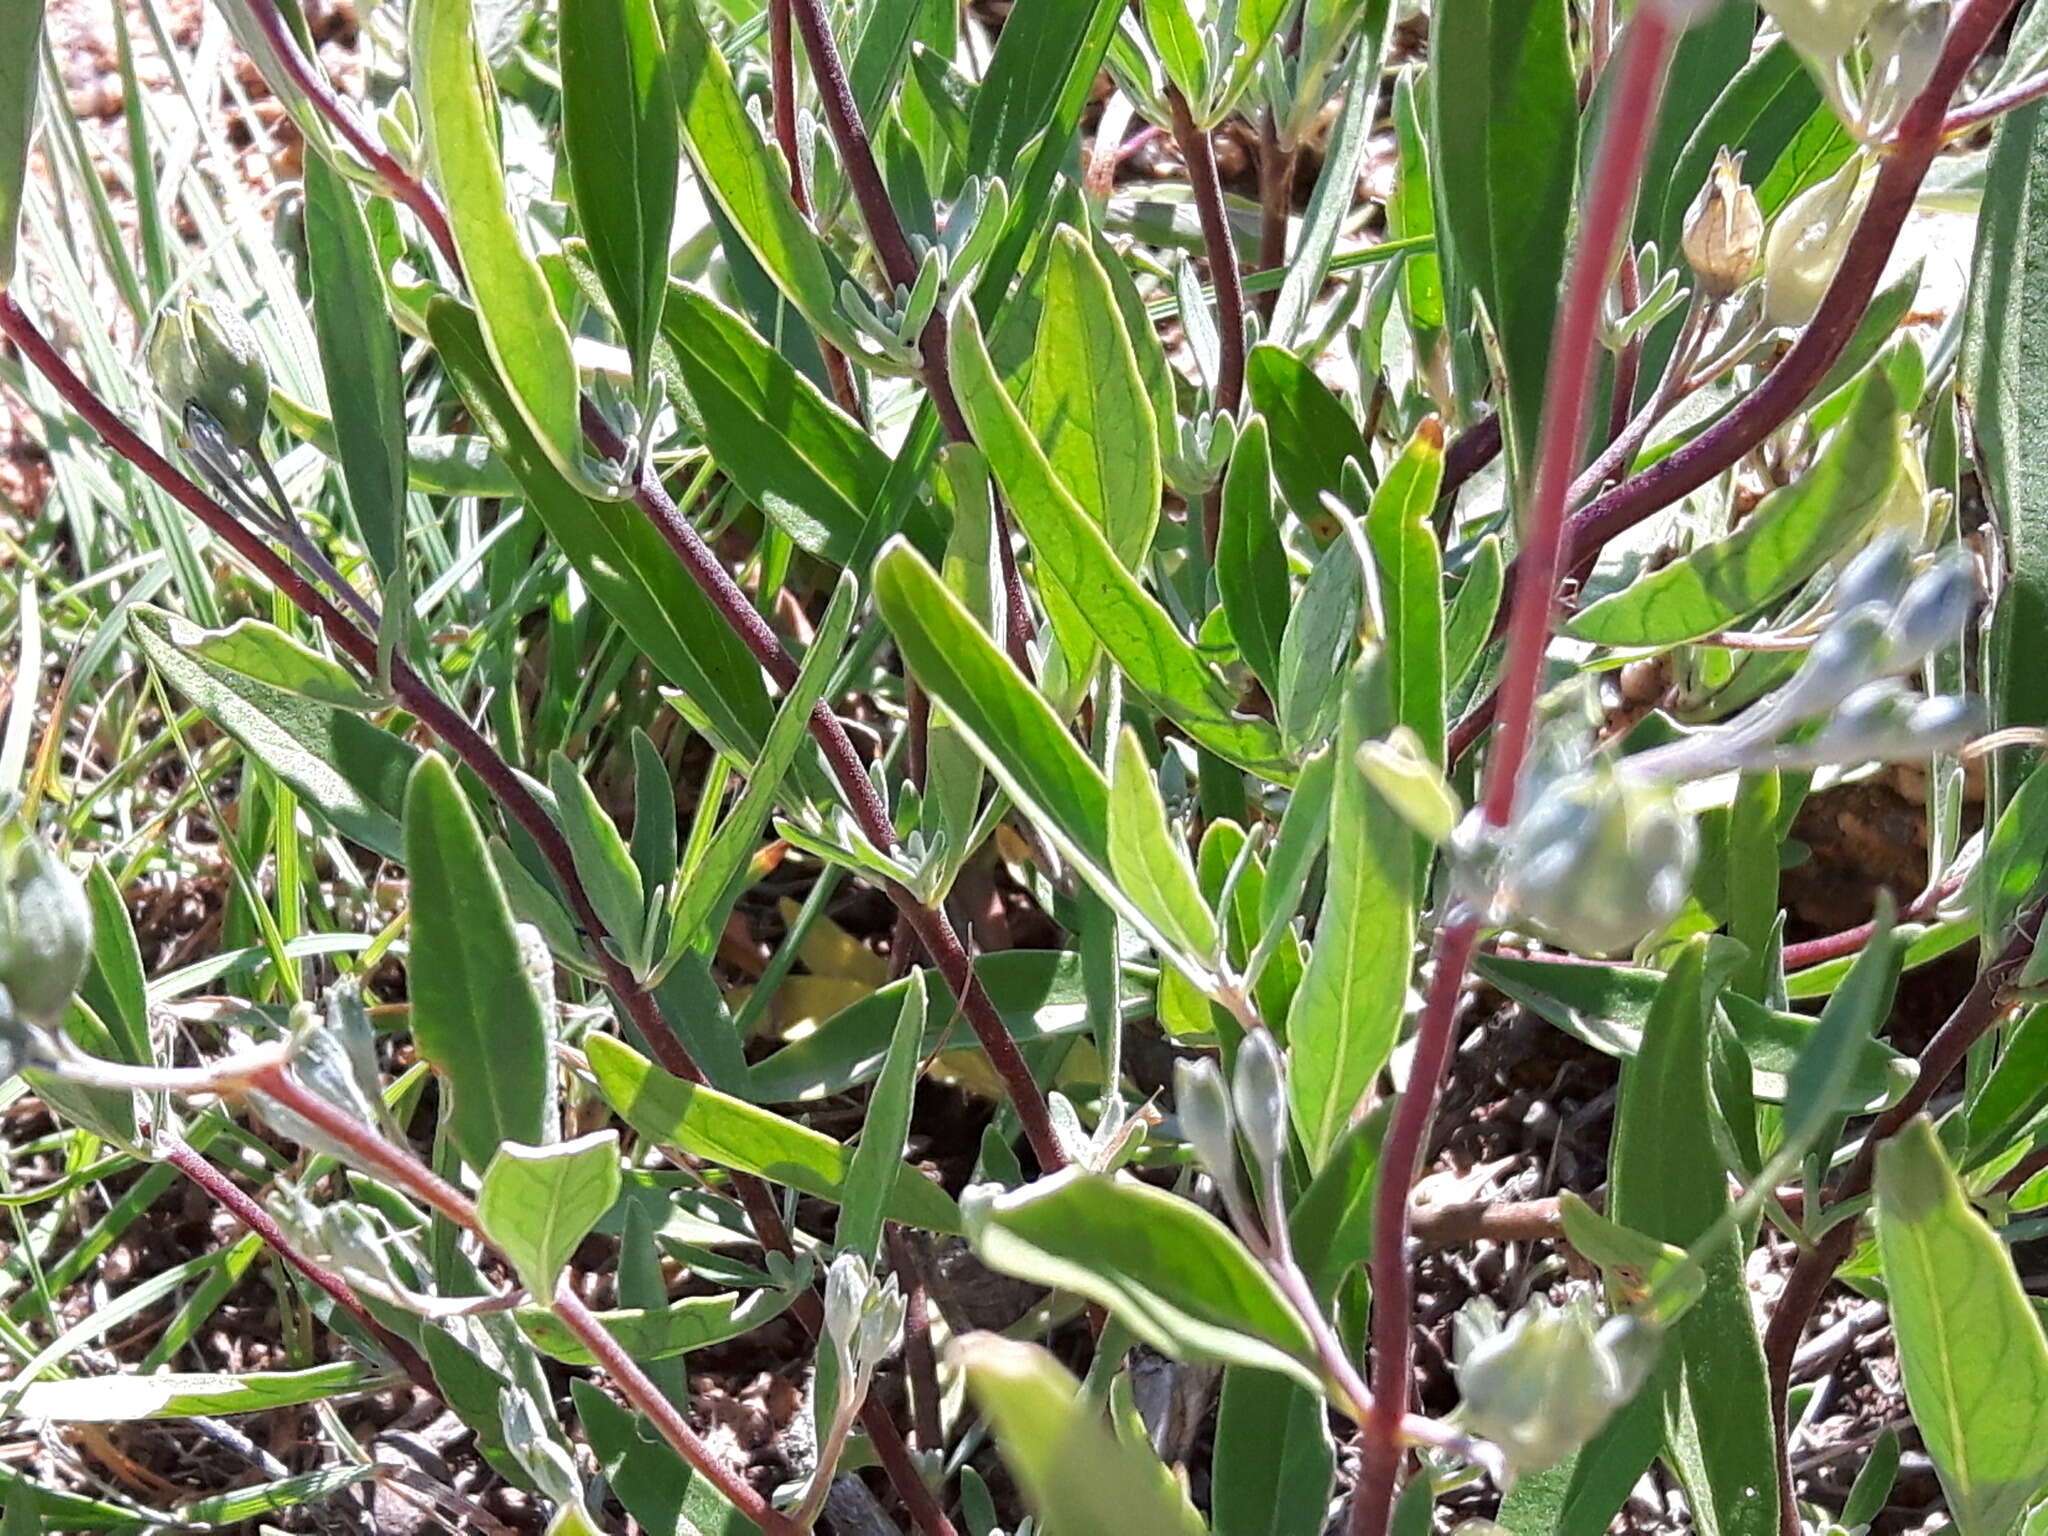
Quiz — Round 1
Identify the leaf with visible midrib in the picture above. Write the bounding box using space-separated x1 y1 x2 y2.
1877 1115 2048 1536
404 754 552 1170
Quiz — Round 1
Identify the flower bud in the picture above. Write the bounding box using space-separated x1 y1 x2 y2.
1174 1057 1248 1208
1884 552 1977 671
147 297 272 450
1779 604 1893 719
1763 159 1868 328
1496 768 1698 957
1763 0 1883 59
1861 0 1951 139
1454 1294 1653 1478
1817 679 1917 755
1903 694 1985 750
1836 531 1915 612
1681 150 1763 300
1230 1030 1288 1186
0 837 93 1024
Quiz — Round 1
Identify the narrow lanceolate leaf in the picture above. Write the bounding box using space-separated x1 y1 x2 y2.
1431 0 1578 477
1364 420 1447 761
1609 939 1779 1536
1212 1370 1336 1536
518 1285 795 1364
947 306 1289 776
1219 417 1291 698
548 752 645 963
662 0 861 356
586 1034 964 1235
1570 369 1903 647
663 284 891 566
412 0 593 491
1877 1116 2048 1536
1287 653 1414 1168
180 616 378 711
404 755 552 1170
132 607 418 860
1963 0 2048 768
872 540 1218 980
0 0 46 289
479 1132 623 1297
836 971 926 1265
1108 728 1219 960
431 299 775 762
954 1336 1208 1536
963 1170 1321 1387
6 1361 397 1422
562 0 676 390
301 154 408 585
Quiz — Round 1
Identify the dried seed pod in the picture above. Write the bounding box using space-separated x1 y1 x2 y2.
1681 149 1763 299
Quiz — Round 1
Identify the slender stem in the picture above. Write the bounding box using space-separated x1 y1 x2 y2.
1567 293 1710 512
1779 870 1965 970
1941 65 2048 138
1605 247 1644 447
584 406 1064 1172
0 295 712 1098
159 1132 437 1392
247 1063 799 1536
1351 14 1680 1533
1760 902 2046 1535
1255 107 1295 325
1439 412 1503 505
1167 86 1248 563
766 0 864 421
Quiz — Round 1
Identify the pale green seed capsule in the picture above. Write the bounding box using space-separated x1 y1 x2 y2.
1454 1295 1650 1477
148 297 272 450
1496 769 1697 958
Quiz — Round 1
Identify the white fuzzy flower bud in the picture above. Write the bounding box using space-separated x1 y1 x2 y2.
1495 769 1698 957
1454 1295 1656 1478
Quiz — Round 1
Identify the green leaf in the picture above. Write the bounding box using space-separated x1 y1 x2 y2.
430 299 775 762
587 1033 963 1234
630 727 677 897
947 306 1290 776
79 863 149 1068
301 155 408 584
1211 1370 1335 1536
1219 416 1291 697
1289 1108 1386 1302
1651 43 1825 252
872 539 1217 976
837 971 926 1264
1110 727 1219 959
5 1361 396 1422
548 752 646 963
955 1335 1208 1536
965 0 1122 183
1976 756 2048 958
179 616 379 711
1569 369 1903 646
479 1131 622 1297
1877 1116 2048 1536
1444 533 1503 693
1964 0 2048 754
0 0 45 290
1245 344 1368 526
1386 68 1444 341
1608 939 1779 1536
519 1284 796 1365
661 0 860 357
1288 653 1414 1167
404 754 553 1169
413 0 594 490
1780 902 1901 1158
562 0 676 390
964 1169 1321 1387
131 607 417 861
1271 46 1380 347
1142 0 1213 112
662 284 894 566
1365 421 1447 761
577 1377 753 1536
1473 952 1911 1109
1431 0 1578 476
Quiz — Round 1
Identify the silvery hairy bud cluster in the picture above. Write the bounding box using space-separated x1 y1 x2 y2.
1453 1294 1659 1479
1763 158 1868 328
1681 150 1763 300
823 1251 906 1394
1486 764 1699 960
146 296 272 450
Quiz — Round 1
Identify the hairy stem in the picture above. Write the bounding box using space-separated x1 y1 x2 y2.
160 1131 436 1392
1255 107 1295 324
1167 87 1248 563
1351 12 1680 1532
248 1063 800 1536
